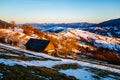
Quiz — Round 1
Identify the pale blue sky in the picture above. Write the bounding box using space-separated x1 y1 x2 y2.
0 0 120 23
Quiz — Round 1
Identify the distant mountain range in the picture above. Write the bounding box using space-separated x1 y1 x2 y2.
93 18 120 27
0 18 120 38
25 22 94 33
88 18 120 38
29 18 120 38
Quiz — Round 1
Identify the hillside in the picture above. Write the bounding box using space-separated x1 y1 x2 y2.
0 20 11 28
93 18 120 27
90 18 120 38
0 19 120 79
0 43 120 80
0 19 120 64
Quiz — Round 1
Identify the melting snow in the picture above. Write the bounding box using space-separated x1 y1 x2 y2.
0 43 120 74
21 60 65 68
60 69 94 80
0 43 60 60
0 73 3 79
0 58 26 67
0 43 120 80
66 29 120 51
61 59 120 74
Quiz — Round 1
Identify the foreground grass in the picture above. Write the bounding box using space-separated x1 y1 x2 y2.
0 53 60 61
0 47 60 61
53 63 81 70
52 63 120 80
84 67 120 80
0 64 77 80
0 44 120 80
0 54 43 61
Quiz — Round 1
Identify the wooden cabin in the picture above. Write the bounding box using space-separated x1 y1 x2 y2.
25 38 55 54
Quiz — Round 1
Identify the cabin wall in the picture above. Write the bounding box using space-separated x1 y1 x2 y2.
45 42 54 51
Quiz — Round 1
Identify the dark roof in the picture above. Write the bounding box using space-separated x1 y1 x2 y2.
25 38 50 51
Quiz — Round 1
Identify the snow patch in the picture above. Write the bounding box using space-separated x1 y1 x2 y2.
65 29 120 51
0 58 26 67
21 60 66 68
0 73 3 79
60 69 94 80
61 59 120 74
0 43 60 60
0 43 120 74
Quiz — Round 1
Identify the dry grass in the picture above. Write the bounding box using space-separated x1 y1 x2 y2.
0 64 77 80
21 24 44 38
0 26 120 64
0 28 29 48
53 63 81 70
87 48 120 65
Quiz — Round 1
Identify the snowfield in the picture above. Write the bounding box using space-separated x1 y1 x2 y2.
58 29 120 52
0 43 120 80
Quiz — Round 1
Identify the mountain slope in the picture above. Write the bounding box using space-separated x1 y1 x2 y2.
0 20 11 28
24 22 94 33
0 43 120 80
89 18 120 38
0 26 120 64
0 19 120 79
68 29 120 52
25 18 120 38
93 18 120 27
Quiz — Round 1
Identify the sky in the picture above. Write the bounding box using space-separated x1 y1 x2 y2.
0 0 120 24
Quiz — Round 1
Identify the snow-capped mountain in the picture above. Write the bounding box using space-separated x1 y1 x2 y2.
26 22 94 33
89 18 120 38
93 18 120 27
28 18 120 38
65 29 120 52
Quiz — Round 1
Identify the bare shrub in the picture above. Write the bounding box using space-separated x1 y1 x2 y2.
22 24 35 36
104 51 120 64
10 21 17 30
89 47 120 64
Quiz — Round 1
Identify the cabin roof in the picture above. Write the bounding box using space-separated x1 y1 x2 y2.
25 38 50 51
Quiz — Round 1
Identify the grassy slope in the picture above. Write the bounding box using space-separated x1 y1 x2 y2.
0 43 120 80
0 64 76 80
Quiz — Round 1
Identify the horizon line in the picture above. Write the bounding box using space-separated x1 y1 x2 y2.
1 17 120 24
